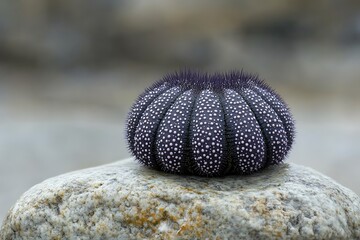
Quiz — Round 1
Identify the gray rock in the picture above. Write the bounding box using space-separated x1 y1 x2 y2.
1 158 359 240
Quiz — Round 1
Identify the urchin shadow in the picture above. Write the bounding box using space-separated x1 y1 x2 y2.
133 160 291 192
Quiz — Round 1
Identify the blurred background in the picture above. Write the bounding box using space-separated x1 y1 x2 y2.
1 0 360 221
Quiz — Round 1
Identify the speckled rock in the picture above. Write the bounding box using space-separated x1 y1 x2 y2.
1 158 360 240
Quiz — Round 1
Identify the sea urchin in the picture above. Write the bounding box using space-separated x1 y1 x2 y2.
126 70 295 176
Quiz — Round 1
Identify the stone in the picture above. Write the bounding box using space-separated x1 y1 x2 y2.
1 158 359 240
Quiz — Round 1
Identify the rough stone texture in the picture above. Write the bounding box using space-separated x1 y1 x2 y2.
1 158 360 240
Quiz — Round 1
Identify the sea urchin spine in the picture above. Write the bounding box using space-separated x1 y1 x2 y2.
126 70 295 176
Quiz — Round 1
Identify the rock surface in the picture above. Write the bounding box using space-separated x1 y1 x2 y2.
1 158 360 240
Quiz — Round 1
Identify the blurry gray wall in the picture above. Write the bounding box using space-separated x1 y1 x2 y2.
1 0 360 221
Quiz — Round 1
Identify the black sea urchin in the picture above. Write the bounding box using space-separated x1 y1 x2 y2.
126 70 295 176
